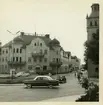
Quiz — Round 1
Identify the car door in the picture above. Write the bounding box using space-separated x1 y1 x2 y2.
42 77 50 86
33 77 43 86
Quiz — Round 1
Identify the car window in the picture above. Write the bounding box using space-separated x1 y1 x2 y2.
36 77 43 80
42 77 49 80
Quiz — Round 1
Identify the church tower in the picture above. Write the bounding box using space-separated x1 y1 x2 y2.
86 3 99 77
86 3 99 41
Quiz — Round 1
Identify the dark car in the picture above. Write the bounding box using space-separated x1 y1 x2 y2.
23 76 59 88
56 75 66 84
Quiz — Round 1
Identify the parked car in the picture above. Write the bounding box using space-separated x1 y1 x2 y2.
23 75 59 88
56 75 67 84
15 72 30 77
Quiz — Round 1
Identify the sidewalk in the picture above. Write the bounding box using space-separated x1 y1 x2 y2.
41 94 85 102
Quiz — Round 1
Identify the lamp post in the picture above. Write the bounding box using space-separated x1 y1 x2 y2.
7 30 20 80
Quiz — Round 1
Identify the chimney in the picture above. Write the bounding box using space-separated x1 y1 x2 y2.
20 32 24 37
45 34 50 38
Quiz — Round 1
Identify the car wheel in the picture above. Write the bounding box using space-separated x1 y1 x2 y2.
26 84 32 88
48 85 53 89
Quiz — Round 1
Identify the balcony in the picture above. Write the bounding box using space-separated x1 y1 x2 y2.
32 52 44 58
50 61 62 67
8 61 26 65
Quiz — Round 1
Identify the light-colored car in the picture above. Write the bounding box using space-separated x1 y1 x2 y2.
15 72 30 77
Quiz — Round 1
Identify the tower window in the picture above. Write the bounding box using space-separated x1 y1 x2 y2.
95 21 97 26
90 21 92 26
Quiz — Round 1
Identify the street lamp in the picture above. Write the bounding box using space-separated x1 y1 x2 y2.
7 30 20 79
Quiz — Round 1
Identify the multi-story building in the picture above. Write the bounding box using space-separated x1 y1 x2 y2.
70 56 81 71
0 32 71 74
86 3 99 77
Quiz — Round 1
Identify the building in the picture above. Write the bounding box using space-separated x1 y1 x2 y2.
0 32 71 74
86 3 99 77
70 56 81 71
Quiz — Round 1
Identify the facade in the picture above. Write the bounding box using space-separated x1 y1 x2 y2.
86 3 99 77
70 56 81 71
0 32 71 74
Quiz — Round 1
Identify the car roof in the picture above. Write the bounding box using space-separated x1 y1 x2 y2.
35 75 51 78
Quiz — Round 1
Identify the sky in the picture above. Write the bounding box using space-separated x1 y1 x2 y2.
0 0 100 64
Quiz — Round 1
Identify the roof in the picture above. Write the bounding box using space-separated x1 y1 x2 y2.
88 3 99 18
2 33 52 48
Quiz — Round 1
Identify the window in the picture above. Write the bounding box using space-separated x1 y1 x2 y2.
40 49 42 54
90 21 92 26
5 57 7 61
56 58 58 62
13 57 15 62
95 67 98 73
57 51 59 55
28 57 31 62
20 57 22 62
39 58 42 62
2 50 4 54
20 49 22 53
53 58 55 61
16 48 19 53
13 48 15 53
95 21 97 26
28 65 32 70
43 66 47 71
43 77 49 80
44 58 47 62
5 65 7 69
34 43 36 46
16 57 18 62
40 43 42 46
44 49 47 54
2 58 4 62
34 58 37 62
6 49 8 54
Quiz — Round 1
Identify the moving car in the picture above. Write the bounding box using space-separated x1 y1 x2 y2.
23 76 59 88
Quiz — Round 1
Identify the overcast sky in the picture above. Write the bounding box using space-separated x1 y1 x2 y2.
0 0 100 63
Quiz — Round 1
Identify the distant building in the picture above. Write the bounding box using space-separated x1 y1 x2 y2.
86 3 99 77
0 32 71 74
70 56 81 70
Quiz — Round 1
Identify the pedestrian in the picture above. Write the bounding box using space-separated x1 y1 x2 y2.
48 73 52 77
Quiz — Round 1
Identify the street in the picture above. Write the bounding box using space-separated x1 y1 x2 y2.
0 73 85 102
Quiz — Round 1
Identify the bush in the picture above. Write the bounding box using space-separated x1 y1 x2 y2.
76 83 99 101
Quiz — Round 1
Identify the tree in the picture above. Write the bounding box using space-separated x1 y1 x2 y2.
84 29 99 69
